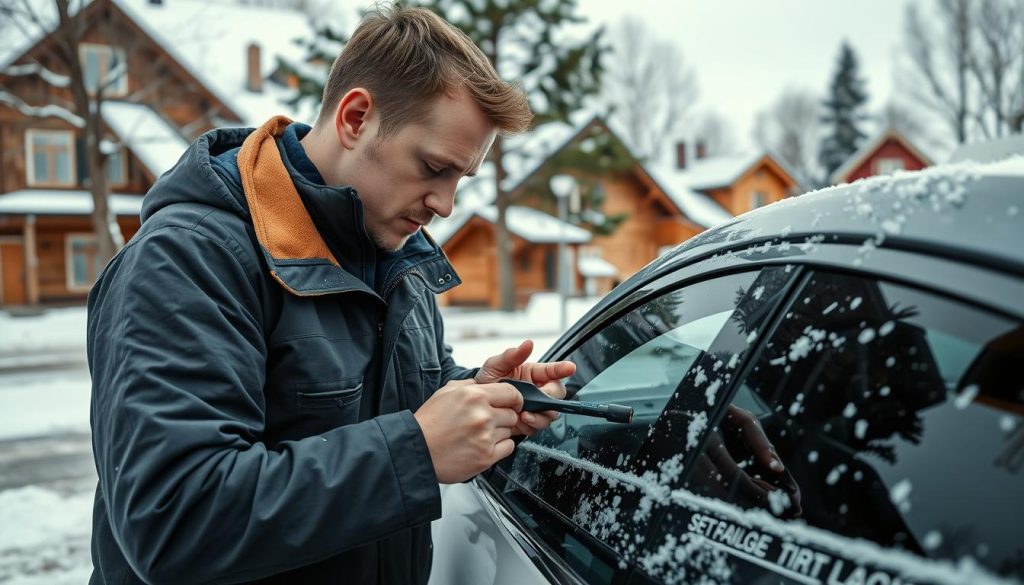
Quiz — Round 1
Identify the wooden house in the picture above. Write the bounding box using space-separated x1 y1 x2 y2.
830 128 933 185
430 116 797 308
0 0 313 307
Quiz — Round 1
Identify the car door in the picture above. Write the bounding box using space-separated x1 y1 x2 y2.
635 269 1024 585
468 265 800 583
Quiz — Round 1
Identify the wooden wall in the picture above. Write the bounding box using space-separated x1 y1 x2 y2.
708 157 795 217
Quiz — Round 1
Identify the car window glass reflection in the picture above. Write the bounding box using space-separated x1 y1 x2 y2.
498 267 796 577
674 271 1024 582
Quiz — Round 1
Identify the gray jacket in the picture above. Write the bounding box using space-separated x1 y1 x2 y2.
87 117 472 584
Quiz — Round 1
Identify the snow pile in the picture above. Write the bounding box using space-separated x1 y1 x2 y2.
0 307 87 354
0 486 94 584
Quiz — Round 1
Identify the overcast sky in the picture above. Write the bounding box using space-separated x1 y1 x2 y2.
581 0 912 150
341 0 916 152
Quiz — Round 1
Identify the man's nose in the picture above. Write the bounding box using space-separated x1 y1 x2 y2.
425 187 456 219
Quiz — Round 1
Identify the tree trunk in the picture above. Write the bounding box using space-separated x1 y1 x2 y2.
493 135 515 311
57 0 123 266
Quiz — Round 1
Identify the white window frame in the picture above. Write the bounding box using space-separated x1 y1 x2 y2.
65 233 100 292
750 191 766 210
105 146 127 187
79 43 128 97
874 157 905 175
25 129 76 187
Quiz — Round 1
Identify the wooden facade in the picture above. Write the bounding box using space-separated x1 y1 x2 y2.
438 216 584 308
701 156 800 217
831 129 932 185
0 0 244 307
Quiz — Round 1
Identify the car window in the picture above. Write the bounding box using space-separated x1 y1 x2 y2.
492 266 797 581
647 271 1024 584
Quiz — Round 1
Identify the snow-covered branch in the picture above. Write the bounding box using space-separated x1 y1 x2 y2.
3 62 71 87
0 89 85 127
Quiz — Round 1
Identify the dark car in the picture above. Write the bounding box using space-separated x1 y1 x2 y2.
430 157 1024 585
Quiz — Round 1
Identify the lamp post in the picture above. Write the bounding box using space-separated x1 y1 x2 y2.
549 174 577 332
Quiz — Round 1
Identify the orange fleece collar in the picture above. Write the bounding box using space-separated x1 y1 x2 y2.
237 116 340 268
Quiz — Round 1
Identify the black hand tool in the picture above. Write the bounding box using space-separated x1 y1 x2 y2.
501 379 633 424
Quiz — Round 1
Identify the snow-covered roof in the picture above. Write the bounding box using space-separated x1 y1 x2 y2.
111 0 314 125
101 101 188 178
830 127 934 185
948 135 1024 165
578 255 618 278
0 190 144 216
678 151 764 191
450 112 733 230
646 161 737 228
428 205 591 246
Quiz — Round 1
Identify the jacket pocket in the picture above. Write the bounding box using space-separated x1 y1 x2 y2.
419 363 442 397
297 381 363 410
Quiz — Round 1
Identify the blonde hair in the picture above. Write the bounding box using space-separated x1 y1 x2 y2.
318 4 532 136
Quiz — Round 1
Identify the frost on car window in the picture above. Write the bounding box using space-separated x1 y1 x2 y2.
710 271 1024 582
497 268 797 577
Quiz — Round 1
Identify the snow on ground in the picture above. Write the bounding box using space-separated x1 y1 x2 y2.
0 307 88 355
0 295 598 583
0 487 94 585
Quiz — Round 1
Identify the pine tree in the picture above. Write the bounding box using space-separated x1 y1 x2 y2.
819 41 868 179
422 0 605 310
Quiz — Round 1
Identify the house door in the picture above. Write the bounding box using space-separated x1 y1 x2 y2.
0 241 27 306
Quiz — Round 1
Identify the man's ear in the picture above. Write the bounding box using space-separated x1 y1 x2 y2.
334 88 374 150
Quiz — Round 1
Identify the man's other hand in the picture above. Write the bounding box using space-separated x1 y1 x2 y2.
474 340 575 437
413 379 524 484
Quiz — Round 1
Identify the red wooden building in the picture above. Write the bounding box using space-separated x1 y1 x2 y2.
830 128 933 185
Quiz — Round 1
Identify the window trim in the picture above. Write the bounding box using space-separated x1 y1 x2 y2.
105 144 128 188
79 42 128 97
25 129 76 187
65 232 99 292
873 157 905 175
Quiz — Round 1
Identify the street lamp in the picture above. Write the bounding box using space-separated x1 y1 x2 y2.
549 174 577 332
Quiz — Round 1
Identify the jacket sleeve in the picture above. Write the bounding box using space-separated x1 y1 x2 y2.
87 223 440 585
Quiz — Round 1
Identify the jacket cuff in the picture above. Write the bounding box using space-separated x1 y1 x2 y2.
375 411 442 527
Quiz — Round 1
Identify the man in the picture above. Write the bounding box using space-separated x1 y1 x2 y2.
87 5 572 584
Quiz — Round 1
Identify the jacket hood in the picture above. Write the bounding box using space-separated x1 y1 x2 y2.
140 118 461 299
141 126 253 223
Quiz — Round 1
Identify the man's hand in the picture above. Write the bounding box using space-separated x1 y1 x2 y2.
474 340 576 437
413 379 524 484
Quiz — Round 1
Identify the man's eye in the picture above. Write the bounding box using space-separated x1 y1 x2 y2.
424 162 444 177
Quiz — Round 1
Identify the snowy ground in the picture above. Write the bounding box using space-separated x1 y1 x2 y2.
0 293 598 583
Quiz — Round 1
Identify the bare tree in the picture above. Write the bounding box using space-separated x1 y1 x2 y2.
879 100 949 158
603 17 698 163
690 110 735 158
753 88 821 186
903 0 973 143
0 0 124 265
968 0 1024 136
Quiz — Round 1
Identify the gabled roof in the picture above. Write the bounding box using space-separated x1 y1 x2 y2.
829 127 934 185
112 0 314 125
101 101 189 178
0 190 143 216
1 0 315 126
428 206 591 247
455 112 734 230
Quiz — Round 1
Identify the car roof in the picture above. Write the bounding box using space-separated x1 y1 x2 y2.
644 156 1024 282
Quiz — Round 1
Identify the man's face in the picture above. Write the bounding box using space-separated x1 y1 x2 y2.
345 90 496 252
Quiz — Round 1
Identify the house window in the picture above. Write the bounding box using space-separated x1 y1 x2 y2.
750 191 766 209
106 147 126 187
66 234 104 291
26 129 75 187
874 157 905 175
80 43 127 96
